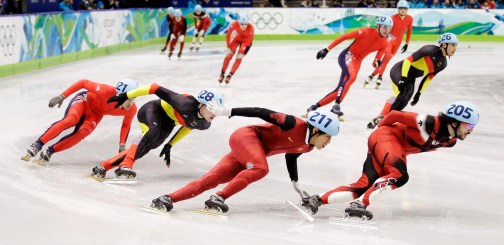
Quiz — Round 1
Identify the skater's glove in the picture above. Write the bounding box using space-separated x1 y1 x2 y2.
206 101 232 117
401 44 408 53
373 59 382 68
159 143 172 167
48 94 65 108
119 144 126 153
397 76 408 91
410 92 421 106
292 181 310 199
316 48 329 60
107 93 129 108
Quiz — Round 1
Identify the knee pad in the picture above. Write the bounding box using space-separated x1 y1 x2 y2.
198 30 206 37
225 48 234 56
236 53 245 59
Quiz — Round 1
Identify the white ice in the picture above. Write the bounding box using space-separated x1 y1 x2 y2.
1 40 503 245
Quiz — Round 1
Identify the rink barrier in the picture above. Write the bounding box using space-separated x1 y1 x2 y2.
1 8 503 78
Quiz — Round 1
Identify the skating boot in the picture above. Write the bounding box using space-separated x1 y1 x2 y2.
21 141 43 161
151 195 173 212
344 200 373 220
330 103 345 122
364 75 373 88
90 164 106 180
375 76 383 90
114 166 136 179
195 45 200 51
160 47 167 54
303 104 319 118
204 195 229 213
168 52 173 60
224 74 233 85
177 51 182 60
301 195 322 214
189 44 195 51
33 147 54 166
367 115 384 129
218 73 225 84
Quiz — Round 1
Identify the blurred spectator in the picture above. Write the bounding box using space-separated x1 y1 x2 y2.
332 0 344 7
376 0 388 7
60 0 74 12
104 0 120 9
466 0 481 8
96 0 104 9
79 0 95 10
410 0 428 8
431 0 444 7
454 0 465 8
357 0 368 7
262 0 283 7
482 0 497 8
442 0 454 8
367 0 378 7
0 0 6 15
301 0 320 7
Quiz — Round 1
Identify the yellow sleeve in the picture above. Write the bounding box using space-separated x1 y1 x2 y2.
126 84 160 99
168 126 191 146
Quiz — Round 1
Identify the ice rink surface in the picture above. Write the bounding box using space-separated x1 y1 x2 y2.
1 40 503 245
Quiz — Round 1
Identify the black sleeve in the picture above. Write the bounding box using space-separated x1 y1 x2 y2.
285 153 302 182
230 107 296 131
153 86 183 105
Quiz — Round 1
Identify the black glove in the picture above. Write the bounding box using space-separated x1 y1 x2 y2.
401 44 408 53
48 94 65 108
159 144 172 167
397 76 408 91
316 48 329 60
373 59 382 68
107 93 129 108
410 92 421 106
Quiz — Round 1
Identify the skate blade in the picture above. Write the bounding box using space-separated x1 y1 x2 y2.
84 174 104 182
192 208 228 217
21 154 32 161
32 159 48 166
139 205 171 216
104 178 137 184
285 200 315 222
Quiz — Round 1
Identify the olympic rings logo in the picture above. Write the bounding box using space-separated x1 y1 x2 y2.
0 25 16 57
250 12 283 30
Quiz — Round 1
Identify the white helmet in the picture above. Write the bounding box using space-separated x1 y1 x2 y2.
197 88 225 106
438 33 459 45
174 9 182 17
306 109 340 136
397 0 409 8
167 7 174 15
195 4 203 12
238 15 249 25
376 16 393 28
115 79 139 94
444 101 479 125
